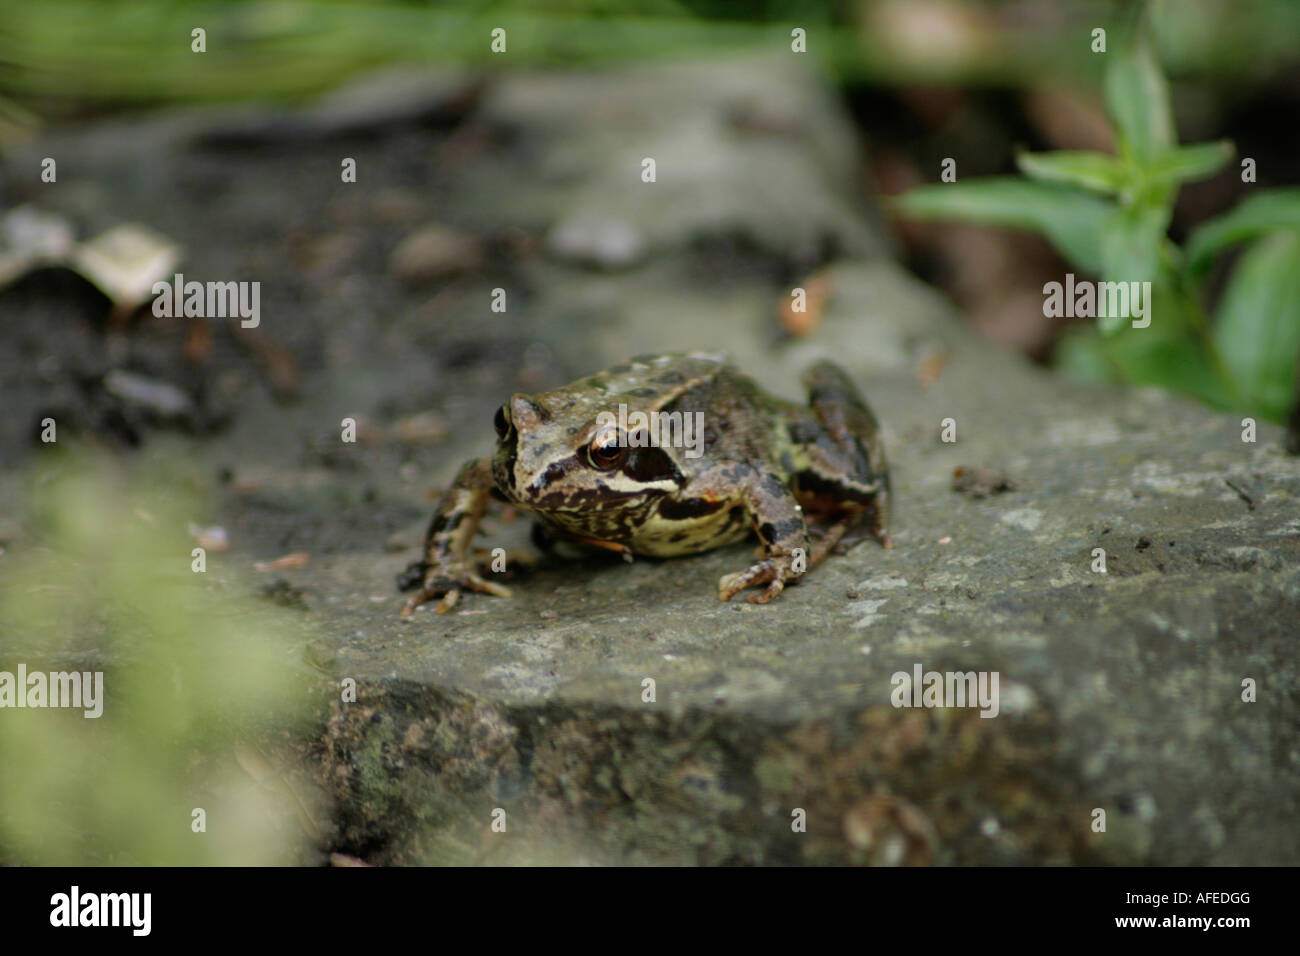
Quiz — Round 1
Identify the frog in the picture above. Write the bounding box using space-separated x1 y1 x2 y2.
398 353 891 615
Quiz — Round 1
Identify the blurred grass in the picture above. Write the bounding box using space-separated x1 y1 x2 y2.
0 443 322 865
2 0 1297 124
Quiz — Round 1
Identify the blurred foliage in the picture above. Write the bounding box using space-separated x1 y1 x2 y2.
894 12 1300 422
0 444 321 864
1 0 1299 123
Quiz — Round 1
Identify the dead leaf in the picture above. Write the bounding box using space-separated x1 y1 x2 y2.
254 552 311 571
916 349 949 387
72 223 183 311
777 270 833 337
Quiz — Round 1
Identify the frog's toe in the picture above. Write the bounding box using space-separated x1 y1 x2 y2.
400 583 457 616
718 558 797 603
718 566 759 601
463 571 512 599
747 579 785 604
399 569 511 616
400 589 436 616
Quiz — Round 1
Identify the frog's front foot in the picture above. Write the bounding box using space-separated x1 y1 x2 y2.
399 564 512 616
718 555 803 605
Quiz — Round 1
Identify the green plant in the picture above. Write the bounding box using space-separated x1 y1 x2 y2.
891 21 1300 424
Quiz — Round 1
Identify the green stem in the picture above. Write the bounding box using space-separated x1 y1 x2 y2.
1169 248 1246 411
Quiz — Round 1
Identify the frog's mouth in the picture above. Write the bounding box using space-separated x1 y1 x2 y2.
492 438 522 503
492 439 593 510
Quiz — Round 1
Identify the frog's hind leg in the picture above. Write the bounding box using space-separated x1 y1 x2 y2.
808 519 851 568
801 360 892 549
399 457 512 616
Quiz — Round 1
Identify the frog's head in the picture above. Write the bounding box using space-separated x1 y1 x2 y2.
489 377 684 521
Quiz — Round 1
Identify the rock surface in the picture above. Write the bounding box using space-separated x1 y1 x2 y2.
3 57 1297 865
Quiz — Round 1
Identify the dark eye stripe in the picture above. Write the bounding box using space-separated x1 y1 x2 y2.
622 445 683 485
657 496 721 520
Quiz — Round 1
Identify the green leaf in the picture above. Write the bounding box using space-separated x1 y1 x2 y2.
1054 324 1116 384
1015 149 1126 195
1097 202 1171 334
1145 140 1234 189
1213 231 1300 420
1184 187 1300 275
1104 30 1175 168
1104 301 1236 410
890 178 1113 272
1108 333 1235 409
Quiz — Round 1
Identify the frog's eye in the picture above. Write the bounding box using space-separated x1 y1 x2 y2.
587 429 627 471
493 405 511 439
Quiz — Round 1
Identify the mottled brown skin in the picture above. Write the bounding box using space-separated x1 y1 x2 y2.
399 353 890 615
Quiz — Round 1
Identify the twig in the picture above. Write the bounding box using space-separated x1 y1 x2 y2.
1224 478 1255 511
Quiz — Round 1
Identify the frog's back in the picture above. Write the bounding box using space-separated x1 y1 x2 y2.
576 352 728 402
566 352 801 476
657 359 793 470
